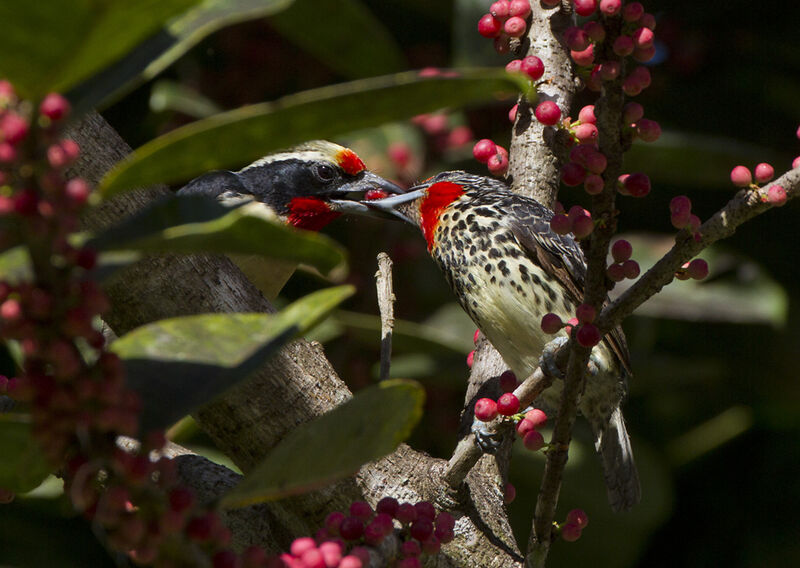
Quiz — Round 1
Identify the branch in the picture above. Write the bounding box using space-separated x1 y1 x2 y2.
375 252 395 382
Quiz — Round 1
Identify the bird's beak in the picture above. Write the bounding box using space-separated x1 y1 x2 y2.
357 188 426 224
328 172 406 218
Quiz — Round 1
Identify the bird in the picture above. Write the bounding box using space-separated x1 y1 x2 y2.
363 170 640 512
176 140 403 299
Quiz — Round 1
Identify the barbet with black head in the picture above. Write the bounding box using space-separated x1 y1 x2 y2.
364 171 641 512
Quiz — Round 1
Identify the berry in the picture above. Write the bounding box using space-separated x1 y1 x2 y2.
575 303 597 324
508 104 518 123
474 398 499 422
39 93 71 121
624 2 644 21
497 393 520 416
583 21 606 43
324 511 345 536
478 14 503 38
396 558 421 568
566 508 589 528
613 35 634 57
622 259 640 279
410 518 434 541
0 113 29 145
415 501 436 521
574 0 597 17
473 328 481 344
571 213 594 239
584 174 604 195
490 1 510 19
541 312 563 334
640 12 657 29
636 118 661 142
339 556 363 568
504 16 527 37
561 162 587 186
564 27 590 52
607 263 625 282
505 59 522 73
632 27 655 49
561 522 583 542
767 185 787 206
508 0 531 18
291 537 317 557
516 418 536 437
578 105 596 124
623 102 645 124
364 189 389 201
623 172 651 197
599 0 622 16
472 139 497 163
633 45 656 62
584 151 607 174
686 258 708 280
168 487 194 512
520 55 544 80
525 408 548 428
504 482 516 504
611 239 632 263
534 101 561 126
349 500 373 521
395 503 417 524
466 350 474 368
523 430 545 451
487 152 509 176
793 156 800 169
576 324 601 347
571 45 595 67
387 142 411 168
550 213 571 235
730 165 752 187
401 540 421 557
499 369 518 392
754 162 774 183
574 123 598 144
376 496 399 517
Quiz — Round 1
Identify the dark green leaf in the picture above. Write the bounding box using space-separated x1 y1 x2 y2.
87 195 346 276
268 0 404 79
0 414 53 494
98 69 525 197
0 0 200 98
220 379 424 507
111 285 354 432
71 0 295 111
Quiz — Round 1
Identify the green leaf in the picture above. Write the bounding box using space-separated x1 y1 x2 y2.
150 80 223 119
0 247 31 285
87 196 346 277
98 69 525 197
220 379 424 507
71 0 295 111
0 414 53 494
0 0 201 98
268 0 404 79
111 285 354 432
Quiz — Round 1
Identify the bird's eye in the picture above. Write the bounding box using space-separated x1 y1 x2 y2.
314 164 336 182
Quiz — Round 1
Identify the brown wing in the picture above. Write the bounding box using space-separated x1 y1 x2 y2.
505 197 632 375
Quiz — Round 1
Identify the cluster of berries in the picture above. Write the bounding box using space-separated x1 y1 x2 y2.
558 508 589 542
730 162 787 207
472 138 509 177
281 498 456 568
474 371 549 452
477 0 533 53
540 302 602 349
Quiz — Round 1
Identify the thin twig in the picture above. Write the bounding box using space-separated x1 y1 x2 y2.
375 252 395 382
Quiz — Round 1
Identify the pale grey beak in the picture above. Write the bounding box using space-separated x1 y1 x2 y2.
356 188 426 224
329 172 406 218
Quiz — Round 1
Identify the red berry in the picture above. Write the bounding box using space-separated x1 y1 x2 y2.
499 369 518 392
534 101 561 126
564 27 590 51
474 398 499 422
490 1 510 19
300 548 325 568
504 16 527 37
466 350 474 368
349 500 373 521
585 151 607 174
613 35 634 57
571 45 595 67
599 0 621 16
509 0 531 18
541 312 563 334
505 59 522 73
472 139 497 163
473 328 481 344
550 213 571 235
339 556 363 568
520 55 544 80
571 214 594 239
291 537 316 557
624 1 644 20
561 522 583 542
767 185 787 206
575 303 597 324
561 162 587 186
670 195 692 215
388 142 411 168
611 239 632 263
401 540 421 557
339 516 364 540
516 418 536 437
622 259 640 279
632 26 655 49
523 430 545 451
478 14 503 38
566 508 589 528
0 113 29 145
623 172 651 197
525 408 548 429
633 45 656 62
504 482 516 504
363 519 387 546
686 258 708 280
754 162 774 183
793 156 800 169
576 324 601 347
410 518 434 541
578 105 596 124
364 189 389 202
487 152 509 176
623 102 645 124
730 165 752 187
636 118 661 142
583 21 606 43
574 0 597 17
395 503 417 524
415 501 436 521
497 393 520 416
584 174 604 195
607 263 625 282
168 487 194 512
39 93 71 121
599 61 621 80
574 122 598 144
640 12 657 29
376 496 399 517
508 104 518 123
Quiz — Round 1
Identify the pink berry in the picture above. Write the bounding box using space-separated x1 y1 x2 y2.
622 259 640 279
632 27 655 49
523 430 545 451
504 16 527 37
576 324 601 347
767 185 787 206
583 21 606 43
39 93 71 121
575 303 596 324
585 65 603 92
504 482 516 504
499 369 518 392
623 2 644 21
571 44 595 67
633 45 656 62
640 12 656 29
520 55 544 80
574 0 597 17
388 142 412 168
291 537 317 557
623 172 651 197
613 35 634 57
541 312 563 334
410 518 434 541
607 262 625 282
599 61 621 80
584 151 607 174
509 0 531 18
793 156 800 169
415 501 436 521
516 418 536 437
584 174 604 195
474 398 499 422
571 214 594 239
561 162 587 186
478 14 503 38
508 104 518 123
599 0 621 16
564 27 590 51
611 239 632 263
550 213 571 235
730 165 752 187
319 542 342 566
395 503 417 524
623 102 645 124
636 118 661 142
622 75 642 96
497 393 520 416
630 66 652 88
349 500 373 521
473 328 481 344
574 123 598 144
339 556 363 568
670 195 692 215
473 139 497 163
505 59 522 73
0 113 29 145
466 350 474 367
534 100 562 125
487 152 509 176
561 522 583 542
566 508 589 528
525 408 548 429
578 105 596 124
754 162 774 183
490 1 510 19
686 258 708 280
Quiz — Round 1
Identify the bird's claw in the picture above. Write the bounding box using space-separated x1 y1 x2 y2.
540 336 569 380
471 419 503 454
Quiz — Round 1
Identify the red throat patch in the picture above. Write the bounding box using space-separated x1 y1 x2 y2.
419 181 466 250
335 148 366 176
287 197 341 231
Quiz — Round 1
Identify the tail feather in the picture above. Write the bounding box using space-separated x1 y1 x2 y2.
593 407 641 512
